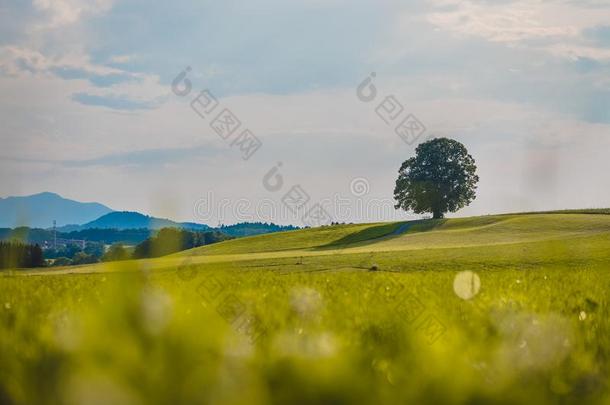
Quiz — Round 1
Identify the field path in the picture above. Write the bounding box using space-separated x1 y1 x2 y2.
390 222 413 236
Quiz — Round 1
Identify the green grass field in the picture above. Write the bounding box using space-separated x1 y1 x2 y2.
2 213 610 404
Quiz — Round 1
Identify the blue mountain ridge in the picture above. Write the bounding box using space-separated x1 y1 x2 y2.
0 192 113 228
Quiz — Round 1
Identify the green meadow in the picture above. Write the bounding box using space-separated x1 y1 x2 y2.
2 212 610 404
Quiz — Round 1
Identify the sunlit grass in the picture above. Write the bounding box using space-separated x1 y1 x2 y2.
2 213 610 404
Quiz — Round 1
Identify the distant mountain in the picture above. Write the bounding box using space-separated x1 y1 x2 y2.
59 211 210 231
0 192 113 228
57 211 298 237
0 192 299 237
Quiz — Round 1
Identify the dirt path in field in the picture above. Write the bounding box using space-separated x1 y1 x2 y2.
390 222 413 236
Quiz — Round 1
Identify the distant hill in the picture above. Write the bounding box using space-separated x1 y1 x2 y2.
59 211 210 232
0 192 113 228
178 212 610 258
0 192 300 239
58 213 297 237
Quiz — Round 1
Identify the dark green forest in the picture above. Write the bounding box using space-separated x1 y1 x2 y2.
0 242 44 269
132 228 231 259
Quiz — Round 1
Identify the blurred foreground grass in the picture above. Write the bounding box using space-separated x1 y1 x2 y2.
2 214 610 404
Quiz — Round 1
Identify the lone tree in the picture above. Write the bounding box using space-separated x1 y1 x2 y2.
394 138 479 219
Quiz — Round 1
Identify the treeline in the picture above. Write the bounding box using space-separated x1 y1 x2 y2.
0 227 152 245
46 242 104 266
0 222 299 245
218 222 298 237
132 228 231 259
0 242 44 269
0 227 52 244
99 228 231 262
62 228 151 244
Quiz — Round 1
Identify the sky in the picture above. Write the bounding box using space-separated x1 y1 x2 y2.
1 0 609 226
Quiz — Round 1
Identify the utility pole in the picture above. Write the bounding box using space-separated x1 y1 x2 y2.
53 220 57 250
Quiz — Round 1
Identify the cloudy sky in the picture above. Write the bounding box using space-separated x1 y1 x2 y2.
1 0 609 225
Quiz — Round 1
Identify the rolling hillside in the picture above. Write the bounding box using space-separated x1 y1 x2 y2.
31 212 610 275
173 212 610 257
5 211 610 404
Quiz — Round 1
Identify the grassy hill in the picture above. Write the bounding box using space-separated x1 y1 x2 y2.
177 212 610 256
150 213 610 277
2 212 610 404
19 212 610 275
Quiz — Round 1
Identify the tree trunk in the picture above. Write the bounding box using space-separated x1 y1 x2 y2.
432 210 444 219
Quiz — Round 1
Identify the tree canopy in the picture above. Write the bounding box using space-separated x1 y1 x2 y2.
394 138 479 219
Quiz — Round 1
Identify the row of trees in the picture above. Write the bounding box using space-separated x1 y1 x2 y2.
132 228 231 259
216 222 298 237
61 228 153 244
0 227 152 246
1 223 297 247
102 228 232 262
0 242 44 269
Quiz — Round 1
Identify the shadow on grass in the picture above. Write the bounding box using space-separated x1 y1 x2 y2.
313 219 448 250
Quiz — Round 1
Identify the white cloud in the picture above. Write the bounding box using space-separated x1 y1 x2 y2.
32 0 114 29
425 0 610 60
1 0 610 223
427 2 577 43
0 46 122 77
108 54 136 64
